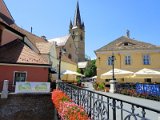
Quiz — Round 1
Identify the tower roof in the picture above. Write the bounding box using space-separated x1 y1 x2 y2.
73 1 81 27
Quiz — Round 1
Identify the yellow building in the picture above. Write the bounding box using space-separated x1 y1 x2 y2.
95 34 160 83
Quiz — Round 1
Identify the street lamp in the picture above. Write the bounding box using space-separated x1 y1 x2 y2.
56 48 62 89
58 48 62 80
109 52 116 93
111 53 116 80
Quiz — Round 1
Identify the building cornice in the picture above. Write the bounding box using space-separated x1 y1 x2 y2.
0 62 50 68
96 49 160 55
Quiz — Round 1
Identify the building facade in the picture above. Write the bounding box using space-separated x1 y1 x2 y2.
0 0 50 90
95 34 160 83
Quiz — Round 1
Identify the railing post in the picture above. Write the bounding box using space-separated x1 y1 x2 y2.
70 86 72 99
158 114 160 120
89 92 92 118
112 99 116 120
77 88 80 105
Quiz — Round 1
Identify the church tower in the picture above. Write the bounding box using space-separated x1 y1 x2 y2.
69 1 85 62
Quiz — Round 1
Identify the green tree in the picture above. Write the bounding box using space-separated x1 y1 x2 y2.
84 60 97 77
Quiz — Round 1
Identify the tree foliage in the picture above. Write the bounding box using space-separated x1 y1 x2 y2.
84 59 97 77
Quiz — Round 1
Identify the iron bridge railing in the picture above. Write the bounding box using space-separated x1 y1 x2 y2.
58 82 160 120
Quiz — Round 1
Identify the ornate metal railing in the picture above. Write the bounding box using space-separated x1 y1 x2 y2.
58 82 160 120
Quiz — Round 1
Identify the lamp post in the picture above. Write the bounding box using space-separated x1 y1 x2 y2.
58 48 62 80
111 53 115 80
56 48 62 89
109 53 116 93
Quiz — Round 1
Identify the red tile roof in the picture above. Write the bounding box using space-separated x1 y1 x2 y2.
0 0 14 25
0 39 49 65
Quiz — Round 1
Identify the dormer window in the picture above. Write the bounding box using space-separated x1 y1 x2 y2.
124 42 129 46
121 42 135 46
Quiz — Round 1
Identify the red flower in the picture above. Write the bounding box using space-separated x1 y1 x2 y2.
51 89 90 120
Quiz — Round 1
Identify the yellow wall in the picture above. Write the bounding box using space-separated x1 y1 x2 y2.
96 50 160 83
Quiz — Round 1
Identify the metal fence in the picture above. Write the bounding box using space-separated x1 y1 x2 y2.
58 82 160 120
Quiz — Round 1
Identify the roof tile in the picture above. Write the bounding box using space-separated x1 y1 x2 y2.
96 36 160 52
0 39 49 65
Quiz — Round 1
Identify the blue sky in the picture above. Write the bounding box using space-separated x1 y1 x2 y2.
4 0 160 59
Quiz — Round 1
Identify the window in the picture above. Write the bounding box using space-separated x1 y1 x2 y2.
68 54 72 59
144 78 151 83
143 55 150 65
69 44 72 48
125 55 131 65
14 72 27 85
80 34 83 41
107 56 113 65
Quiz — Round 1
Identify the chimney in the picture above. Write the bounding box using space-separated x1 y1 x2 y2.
41 35 47 40
31 27 32 33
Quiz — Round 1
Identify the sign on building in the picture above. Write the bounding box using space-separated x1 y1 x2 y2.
15 82 50 93
136 83 160 96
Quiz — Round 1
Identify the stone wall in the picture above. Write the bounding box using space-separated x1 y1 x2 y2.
0 93 57 120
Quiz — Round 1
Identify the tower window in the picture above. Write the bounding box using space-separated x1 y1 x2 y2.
80 34 83 41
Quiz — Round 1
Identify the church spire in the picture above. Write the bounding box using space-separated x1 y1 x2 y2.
73 1 82 27
69 19 73 29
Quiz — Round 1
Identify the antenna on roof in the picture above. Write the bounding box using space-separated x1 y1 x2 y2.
126 29 130 38
31 27 33 33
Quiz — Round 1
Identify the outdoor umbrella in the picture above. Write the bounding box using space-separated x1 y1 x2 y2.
133 68 160 78
101 68 134 79
61 70 84 76
61 70 84 82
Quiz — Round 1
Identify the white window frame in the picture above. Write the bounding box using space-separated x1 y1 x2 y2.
143 54 150 65
125 55 131 65
13 71 27 85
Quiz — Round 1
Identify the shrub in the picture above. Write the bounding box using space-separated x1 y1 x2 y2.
98 82 105 91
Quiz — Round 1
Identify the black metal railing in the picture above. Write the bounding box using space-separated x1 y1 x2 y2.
58 82 160 120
